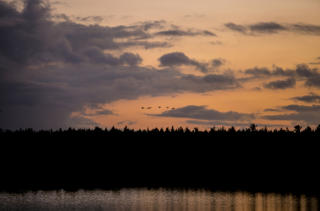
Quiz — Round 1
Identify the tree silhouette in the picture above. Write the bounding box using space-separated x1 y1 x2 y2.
294 125 302 133
1 124 320 140
250 124 257 132
316 124 320 134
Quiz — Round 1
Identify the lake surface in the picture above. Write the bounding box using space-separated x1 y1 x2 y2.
0 189 319 211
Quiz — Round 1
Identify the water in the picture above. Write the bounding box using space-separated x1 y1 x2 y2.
0 189 318 211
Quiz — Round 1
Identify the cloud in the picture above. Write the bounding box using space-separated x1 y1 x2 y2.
249 22 287 33
282 104 320 112
1 0 318 129
291 93 320 103
158 52 208 72
203 30 216 36
211 58 225 68
225 22 320 36
53 14 105 24
225 23 247 34
119 53 142 66
263 104 320 124
243 64 320 88
139 20 166 31
84 109 114 116
295 64 320 87
0 61 241 129
304 76 320 87
309 62 320 65
159 52 191 66
75 16 104 23
263 78 296 89
244 66 295 78
295 64 318 77
1 0 241 129
244 67 272 76
155 29 216 37
291 24 320 35
158 53 226 73
263 112 320 125
83 48 143 66
151 105 254 121
264 108 280 112
95 110 114 115
0 1 172 67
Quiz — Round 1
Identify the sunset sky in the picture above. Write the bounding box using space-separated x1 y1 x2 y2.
1 0 320 129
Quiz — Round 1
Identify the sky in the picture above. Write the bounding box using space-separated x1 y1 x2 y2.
0 0 320 130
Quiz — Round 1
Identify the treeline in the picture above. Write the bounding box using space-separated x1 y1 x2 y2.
1 124 320 193
1 124 320 138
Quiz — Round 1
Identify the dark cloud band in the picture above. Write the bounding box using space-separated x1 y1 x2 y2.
225 22 320 36
291 93 320 103
151 105 254 121
264 78 296 90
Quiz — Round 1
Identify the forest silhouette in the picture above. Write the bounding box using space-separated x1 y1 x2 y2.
1 124 320 193
1 123 320 138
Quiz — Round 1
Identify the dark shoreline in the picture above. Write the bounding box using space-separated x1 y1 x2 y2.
1 127 320 194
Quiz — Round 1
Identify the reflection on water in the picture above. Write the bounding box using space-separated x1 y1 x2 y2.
0 189 319 211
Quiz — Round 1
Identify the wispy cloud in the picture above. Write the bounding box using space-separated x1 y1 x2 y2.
155 29 216 37
225 22 320 36
291 93 320 103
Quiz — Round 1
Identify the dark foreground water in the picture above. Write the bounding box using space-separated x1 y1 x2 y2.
0 189 319 211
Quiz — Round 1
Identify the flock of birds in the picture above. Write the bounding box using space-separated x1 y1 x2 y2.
140 106 175 110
